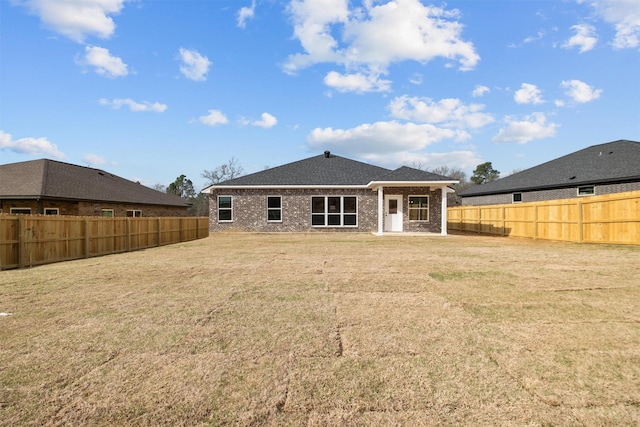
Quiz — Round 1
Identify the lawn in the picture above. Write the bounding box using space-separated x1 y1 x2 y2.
1 233 639 426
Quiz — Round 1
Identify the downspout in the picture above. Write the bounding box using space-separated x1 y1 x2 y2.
441 187 448 236
377 186 384 235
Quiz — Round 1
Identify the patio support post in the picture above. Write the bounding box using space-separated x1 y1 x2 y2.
441 187 448 236
377 186 384 235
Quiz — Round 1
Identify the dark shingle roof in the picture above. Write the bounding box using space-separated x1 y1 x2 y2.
0 159 190 207
205 153 457 189
460 140 640 197
208 153 391 187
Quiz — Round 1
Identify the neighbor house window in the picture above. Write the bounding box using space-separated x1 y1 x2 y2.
512 193 523 203
45 208 59 215
10 208 31 214
311 196 357 227
101 209 114 217
577 186 595 196
267 196 282 222
408 196 429 221
218 196 233 221
126 210 142 217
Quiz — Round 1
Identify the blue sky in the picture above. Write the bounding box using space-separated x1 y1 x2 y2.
1 0 639 191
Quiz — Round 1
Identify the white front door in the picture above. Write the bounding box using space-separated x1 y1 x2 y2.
384 195 403 232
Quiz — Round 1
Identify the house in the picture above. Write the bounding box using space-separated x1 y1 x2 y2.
0 159 191 216
459 139 640 206
202 151 458 235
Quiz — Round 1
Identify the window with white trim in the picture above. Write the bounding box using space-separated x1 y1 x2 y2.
127 210 142 217
101 209 114 217
408 196 429 221
45 208 59 215
267 196 282 222
218 196 233 221
311 196 357 227
512 193 523 203
577 186 595 196
10 208 31 214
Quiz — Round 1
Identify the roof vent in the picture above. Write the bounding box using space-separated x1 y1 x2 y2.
324 150 331 158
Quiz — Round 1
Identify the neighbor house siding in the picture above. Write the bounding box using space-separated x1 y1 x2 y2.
0 199 188 217
209 188 378 232
461 181 640 206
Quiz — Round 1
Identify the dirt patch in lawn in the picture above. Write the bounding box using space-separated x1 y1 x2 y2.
1 233 639 425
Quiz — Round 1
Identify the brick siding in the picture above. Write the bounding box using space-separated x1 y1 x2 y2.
0 199 188 217
208 187 443 233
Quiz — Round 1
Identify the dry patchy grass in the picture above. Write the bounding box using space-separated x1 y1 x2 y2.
1 233 639 426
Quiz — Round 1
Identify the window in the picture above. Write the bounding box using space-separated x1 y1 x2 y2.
218 196 233 221
101 209 114 217
10 208 31 214
577 186 595 196
45 208 59 215
512 193 523 203
408 196 429 221
126 210 142 217
267 196 282 222
311 196 357 227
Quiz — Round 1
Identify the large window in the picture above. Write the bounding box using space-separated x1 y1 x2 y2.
218 196 233 221
311 196 357 227
408 196 429 221
267 196 282 222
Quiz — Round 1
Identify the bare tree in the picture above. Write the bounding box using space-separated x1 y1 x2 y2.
427 165 471 207
202 157 244 186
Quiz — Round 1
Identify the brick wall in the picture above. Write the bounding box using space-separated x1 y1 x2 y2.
383 187 443 233
0 199 187 217
461 181 640 206
208 186 443 233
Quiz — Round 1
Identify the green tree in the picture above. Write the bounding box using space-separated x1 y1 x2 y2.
167 175 196 199
470 162 500 185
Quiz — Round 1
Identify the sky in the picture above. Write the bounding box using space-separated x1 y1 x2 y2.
1 0 639 191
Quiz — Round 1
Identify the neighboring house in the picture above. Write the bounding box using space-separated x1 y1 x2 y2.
202 151 458 235
0 159 191 216
459 139 640 206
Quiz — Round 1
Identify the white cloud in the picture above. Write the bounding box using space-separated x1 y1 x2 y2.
409 73 423 85
563 24 598 52
99 98 167 112
493 113 559 144
363 150 483 171
15 0 128 43
77 46 128 78
198 109 228 126
471 85 490 97
388 95 494 129
237 0 256 28
586 0 640 49
324 70 391 93
82 153 114 166
561 79 603 103
251 112 278 128
514 83 544 104
307 120 468 159
0 130 65 159
179 48 212 81
284 0 479 92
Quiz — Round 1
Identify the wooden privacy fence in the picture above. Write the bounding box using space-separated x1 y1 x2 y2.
448 190 640 245
0 215 210 270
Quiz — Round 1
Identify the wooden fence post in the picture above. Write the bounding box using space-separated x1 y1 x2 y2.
578 201 583 243
126 218 131 253
157 217 162 247
18 216 26 269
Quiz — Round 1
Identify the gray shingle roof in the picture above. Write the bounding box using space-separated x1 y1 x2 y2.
460 140 640 197
0 159 190 207
205 152 457 189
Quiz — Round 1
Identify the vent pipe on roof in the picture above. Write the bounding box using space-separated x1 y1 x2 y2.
324 151 331 158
